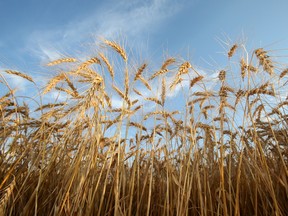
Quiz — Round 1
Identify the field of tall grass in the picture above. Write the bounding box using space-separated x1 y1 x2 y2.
0 39 287 215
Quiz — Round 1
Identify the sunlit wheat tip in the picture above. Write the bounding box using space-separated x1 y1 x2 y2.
254 48 274 75
228 44 238 58
190 75 204 88
47 57 77 66
4 70 34 83
103 39 127 62
134 63 147 81
43 73 66 94
218 70 226 81
279 68 288 79
178 61 192 75
99 52 114 79
161 58 176 70
138 76 152 91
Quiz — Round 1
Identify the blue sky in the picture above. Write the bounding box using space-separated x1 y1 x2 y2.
1 0 288 101
1 0 288 63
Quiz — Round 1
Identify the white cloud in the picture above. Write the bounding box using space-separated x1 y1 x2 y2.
164 67 218 98
1 74 28 92
27 0 184 62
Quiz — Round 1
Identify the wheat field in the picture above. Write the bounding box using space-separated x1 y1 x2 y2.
0 39 287 215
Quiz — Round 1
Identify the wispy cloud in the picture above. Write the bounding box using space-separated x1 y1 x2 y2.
27 0 185 62
0 73 29 93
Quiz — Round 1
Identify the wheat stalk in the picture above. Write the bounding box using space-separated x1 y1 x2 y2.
134 63 147 81
161 78 166 106
228 44 238 58
133 88 143 97
99 52 114 79
47 57 77 66
161 58 176 70
178 62 191 75
149 69 168 81
129 122 147 131
138 76 152 91
218 70 226 82
190 75 204 88
254 48 274 75
279 68 288 79
103 39 127 62
43 73 66 94
4 70 34 83
170 77 183 91
145 97 162 106
35 103 66 111
0 176 15 211
77 57 101 71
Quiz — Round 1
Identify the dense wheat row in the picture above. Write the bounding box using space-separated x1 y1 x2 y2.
0 39 288 215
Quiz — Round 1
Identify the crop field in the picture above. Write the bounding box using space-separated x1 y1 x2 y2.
0 39 288 215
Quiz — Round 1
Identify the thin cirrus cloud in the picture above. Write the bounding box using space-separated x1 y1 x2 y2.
26 0 185 62
20 0 189 105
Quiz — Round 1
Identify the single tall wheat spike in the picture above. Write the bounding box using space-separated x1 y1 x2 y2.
190 75 204 88
103 39 127 62
218 70 226 82
134 63 147 81
0 176 16 213
149 58 175 80
279 68 288 79
161 58 176 70
149 69 168 81
43 73 66 94
47 57 77 66
4 70 34 83
145 97 162 106
99 52 114 79
254 48 274 75
138 76 152 90
77 57 101 71
228 44 238 58
161 77 166 106
178 61 192 75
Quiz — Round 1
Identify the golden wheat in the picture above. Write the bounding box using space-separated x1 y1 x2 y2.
4 70 34 83
161 77 166 106
218 70 226 82
134 63 147 81
46 57 77 66
138 76 152 91
1 38 288 216
99 52 114 79
254 48 274 75
43 73 66 94
190 75 204 88
228 44 238 58
103 39 127 62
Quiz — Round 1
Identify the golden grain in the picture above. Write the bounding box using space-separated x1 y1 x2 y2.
149 69 169 81
134 63 147 81
190 75 204 88
43 73 66 94
99 52 114 79
228 44 238 58
161 77 166 106
138 76 152 91
4 70 34 83
218 70 226 82
254 48 274 75
103 39 127 62
47 57 77 66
